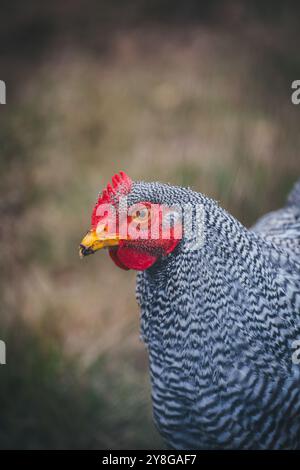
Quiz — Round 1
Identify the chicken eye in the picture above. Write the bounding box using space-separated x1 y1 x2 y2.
132 208 149 222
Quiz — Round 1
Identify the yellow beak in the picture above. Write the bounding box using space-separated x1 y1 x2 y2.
79 229 120 258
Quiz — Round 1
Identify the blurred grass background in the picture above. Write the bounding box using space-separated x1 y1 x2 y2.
0 0 300 449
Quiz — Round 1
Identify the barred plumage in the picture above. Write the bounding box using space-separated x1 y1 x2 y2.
132 179 300 449
80 175 300 449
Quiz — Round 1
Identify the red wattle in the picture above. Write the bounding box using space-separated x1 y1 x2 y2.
109 248 130 270
109 246 157 271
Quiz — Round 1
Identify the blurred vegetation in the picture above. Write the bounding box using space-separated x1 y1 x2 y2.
0 0 300 449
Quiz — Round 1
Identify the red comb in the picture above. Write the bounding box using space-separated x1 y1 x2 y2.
91 171 132 227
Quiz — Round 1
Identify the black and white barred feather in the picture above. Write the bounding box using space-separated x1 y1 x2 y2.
129 179 300 449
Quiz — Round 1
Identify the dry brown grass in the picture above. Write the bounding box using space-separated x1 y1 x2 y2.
0 25 299 448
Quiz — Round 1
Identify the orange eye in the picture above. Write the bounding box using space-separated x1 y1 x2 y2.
132 208 149 223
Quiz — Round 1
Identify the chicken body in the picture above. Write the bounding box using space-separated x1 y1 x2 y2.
135 180 300 449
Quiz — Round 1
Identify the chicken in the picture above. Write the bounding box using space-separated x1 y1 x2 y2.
80 172 300 449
